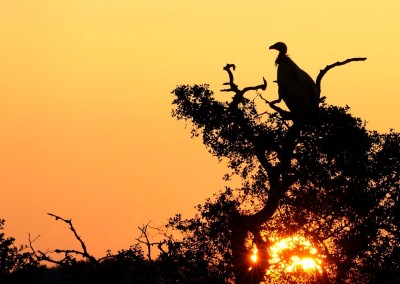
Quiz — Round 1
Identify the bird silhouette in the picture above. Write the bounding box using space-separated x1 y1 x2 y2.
269 42 319 123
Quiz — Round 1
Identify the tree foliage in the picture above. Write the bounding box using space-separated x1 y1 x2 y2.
169 62 400 283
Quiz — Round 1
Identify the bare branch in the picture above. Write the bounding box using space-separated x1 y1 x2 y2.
243 77 267 93
221 64 238 92
316 57 367 94
46 213 99 266
135 222 170 262
221 64 267 96
136 222 153 262
29 234 63 265
47 213 87 256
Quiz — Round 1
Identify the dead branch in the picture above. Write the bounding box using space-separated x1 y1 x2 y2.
47 213 88 255
44 213 99 266
135 222 169 262
221 64 267 100
316 57 367 94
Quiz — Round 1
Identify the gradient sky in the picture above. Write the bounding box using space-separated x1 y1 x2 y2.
1 0 399 258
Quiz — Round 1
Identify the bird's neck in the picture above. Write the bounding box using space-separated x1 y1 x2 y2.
275 52 288 65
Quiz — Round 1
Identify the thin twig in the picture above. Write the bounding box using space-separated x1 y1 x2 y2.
29 234 62 265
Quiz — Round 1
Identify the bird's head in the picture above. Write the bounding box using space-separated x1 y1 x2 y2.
269 42 287 55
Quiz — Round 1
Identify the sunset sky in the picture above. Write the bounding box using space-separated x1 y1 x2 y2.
1 1 399 258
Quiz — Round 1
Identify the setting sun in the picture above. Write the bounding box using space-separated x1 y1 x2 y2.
248 234 325 278
285 256 322 273
267 235 323 274
251 247 258 263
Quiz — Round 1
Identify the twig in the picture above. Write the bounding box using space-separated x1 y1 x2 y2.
28 234 62 265
315 57 367 94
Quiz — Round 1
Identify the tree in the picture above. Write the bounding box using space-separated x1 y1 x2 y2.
0 219 43 283
170 57 400 283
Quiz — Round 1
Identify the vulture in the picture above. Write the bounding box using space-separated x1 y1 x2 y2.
269 42 319 123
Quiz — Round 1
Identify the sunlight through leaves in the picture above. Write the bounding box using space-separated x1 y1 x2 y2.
267 235 324 275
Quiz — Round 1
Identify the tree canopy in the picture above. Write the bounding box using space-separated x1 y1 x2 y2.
169 61 399 283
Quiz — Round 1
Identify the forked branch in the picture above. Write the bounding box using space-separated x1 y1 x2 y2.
221 64 267 102
135 222 170 262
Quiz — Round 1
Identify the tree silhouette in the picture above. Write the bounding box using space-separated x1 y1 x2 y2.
0 219 42 283
171 55 400 283
28 214 159 283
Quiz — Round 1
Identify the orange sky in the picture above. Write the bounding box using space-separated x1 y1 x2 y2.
1 1 399 258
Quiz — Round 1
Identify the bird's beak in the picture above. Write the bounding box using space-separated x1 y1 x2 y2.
269 44 275 50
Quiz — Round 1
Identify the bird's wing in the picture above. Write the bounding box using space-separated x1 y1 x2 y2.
300 69 320 103
277 59 309 111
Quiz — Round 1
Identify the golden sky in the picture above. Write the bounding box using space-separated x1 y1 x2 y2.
1 0 399 257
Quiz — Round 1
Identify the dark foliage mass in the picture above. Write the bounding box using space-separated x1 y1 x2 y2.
169 80 400 283
0 219 44 284
2 61 399 283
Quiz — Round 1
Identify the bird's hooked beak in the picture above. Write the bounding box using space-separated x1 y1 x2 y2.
268 42 287 54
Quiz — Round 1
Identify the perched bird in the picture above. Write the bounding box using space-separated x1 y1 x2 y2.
269 42 319 123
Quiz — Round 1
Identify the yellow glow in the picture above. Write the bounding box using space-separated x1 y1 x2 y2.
267 235 323 274
251 247 258 263
285 256 322 273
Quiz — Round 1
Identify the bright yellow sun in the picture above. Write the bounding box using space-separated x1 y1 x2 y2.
249 234 324 275
268 235 323 273
251 247 258 263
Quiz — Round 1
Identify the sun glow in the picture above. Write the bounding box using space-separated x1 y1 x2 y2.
285 256 322 272
248 234 324 277
267 235 323 274
251 247 258 263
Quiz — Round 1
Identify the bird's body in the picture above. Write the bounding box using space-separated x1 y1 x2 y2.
269 42 319 123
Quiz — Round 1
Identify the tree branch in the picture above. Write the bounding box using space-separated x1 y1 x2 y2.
316 57 367 94
220 64 276 175
28 234 64 265
46 213 99 266
243 77 267 94
135 222 169 262
221 64 267 99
